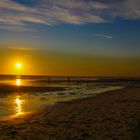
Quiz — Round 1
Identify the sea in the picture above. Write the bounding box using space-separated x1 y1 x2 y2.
0 75 140 117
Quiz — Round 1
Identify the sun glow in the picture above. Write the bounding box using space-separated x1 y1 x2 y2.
16 63 22 69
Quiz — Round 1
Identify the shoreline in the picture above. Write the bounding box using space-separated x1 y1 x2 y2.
0 86 125 120
0 87 140 139
55 86 128 105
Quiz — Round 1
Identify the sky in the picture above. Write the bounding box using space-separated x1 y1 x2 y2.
0 0 140 76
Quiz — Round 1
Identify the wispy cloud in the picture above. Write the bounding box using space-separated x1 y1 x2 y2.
0 25 36 32
94 34 113 39
0 0 139 32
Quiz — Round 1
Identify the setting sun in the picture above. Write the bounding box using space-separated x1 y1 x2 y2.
16 63 22 69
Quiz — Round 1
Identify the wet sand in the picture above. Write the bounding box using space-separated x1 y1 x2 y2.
0 87 140 140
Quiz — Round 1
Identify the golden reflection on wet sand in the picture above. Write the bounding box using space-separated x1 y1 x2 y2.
15 96 23 116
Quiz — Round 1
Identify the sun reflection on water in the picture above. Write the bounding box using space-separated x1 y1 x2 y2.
16 79 21 86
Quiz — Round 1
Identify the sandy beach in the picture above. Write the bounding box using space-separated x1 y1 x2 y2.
0 87 140 140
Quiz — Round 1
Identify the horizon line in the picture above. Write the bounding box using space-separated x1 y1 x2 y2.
0 74 139 79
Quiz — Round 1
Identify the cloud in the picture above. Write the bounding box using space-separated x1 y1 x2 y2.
109 0 140 19
94 34 113 39
7 46 33 51
0 25 36 32
0 0 139 32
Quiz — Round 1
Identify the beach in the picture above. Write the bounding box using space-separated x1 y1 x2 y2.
0 87 140 140
0 0 140 139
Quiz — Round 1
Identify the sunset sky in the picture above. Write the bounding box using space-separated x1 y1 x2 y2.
0 0 140 76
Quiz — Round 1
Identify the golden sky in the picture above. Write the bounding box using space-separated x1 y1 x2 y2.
0 44 140 77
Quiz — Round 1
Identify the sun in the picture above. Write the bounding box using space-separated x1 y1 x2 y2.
16 63 22 69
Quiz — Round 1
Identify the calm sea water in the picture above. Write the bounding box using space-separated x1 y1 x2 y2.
0 75 139 117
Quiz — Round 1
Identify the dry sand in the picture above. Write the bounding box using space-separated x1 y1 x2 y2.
0 88 140 140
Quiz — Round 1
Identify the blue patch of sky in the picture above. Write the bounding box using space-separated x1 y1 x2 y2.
28 19 140 57
0 15 140 58
12 0 38 6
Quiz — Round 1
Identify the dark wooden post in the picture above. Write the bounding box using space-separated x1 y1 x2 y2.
68 76 70 83
48 76 50 83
